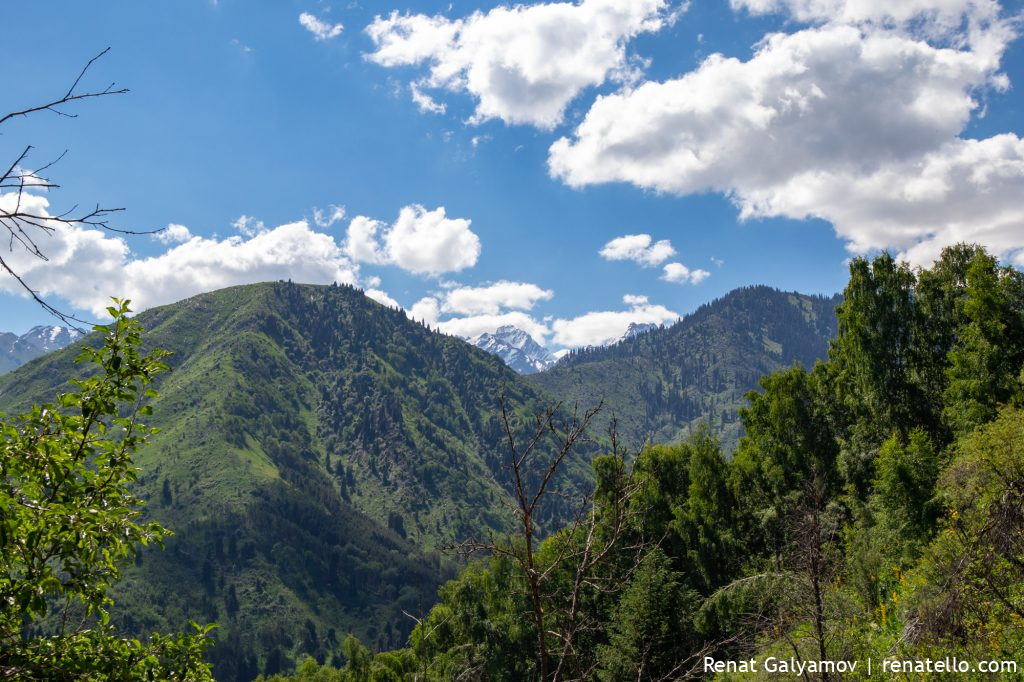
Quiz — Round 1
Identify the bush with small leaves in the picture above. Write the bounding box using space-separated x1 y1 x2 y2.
0 300 214 680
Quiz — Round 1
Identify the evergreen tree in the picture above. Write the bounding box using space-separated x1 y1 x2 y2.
732 364 838 549
829 253 919 445
597 549 699 681
943 251 1024 434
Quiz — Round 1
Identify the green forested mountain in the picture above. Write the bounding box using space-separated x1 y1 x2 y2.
529 286 841 452
0 281 593 681
19 268 1021 682
0 282 842 680
267 244 1024 682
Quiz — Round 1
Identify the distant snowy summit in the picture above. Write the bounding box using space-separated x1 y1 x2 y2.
615 322 657 345
470 322 658 375
470 326 557 375
20 325 83 353
1 325 83 374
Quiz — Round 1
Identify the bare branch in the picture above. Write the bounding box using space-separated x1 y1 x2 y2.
0 48 151 325
0 48 128 127
0 255 92 330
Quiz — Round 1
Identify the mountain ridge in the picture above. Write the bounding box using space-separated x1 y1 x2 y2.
0 281 597 680
0 281 842 679
529 285 841 452
0 324 82 374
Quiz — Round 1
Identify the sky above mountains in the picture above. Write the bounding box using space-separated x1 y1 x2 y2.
2 0 1023 351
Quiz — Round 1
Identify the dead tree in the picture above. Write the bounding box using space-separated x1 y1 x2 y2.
789 472 838 682
700 468 842 682
452 398 650 681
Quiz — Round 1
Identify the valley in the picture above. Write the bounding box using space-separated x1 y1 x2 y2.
0 280 840 679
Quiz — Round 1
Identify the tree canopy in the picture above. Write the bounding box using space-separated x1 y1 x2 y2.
0 301 213 680
264 243 1024 680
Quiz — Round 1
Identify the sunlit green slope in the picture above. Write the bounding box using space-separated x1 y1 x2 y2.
0 281 584 680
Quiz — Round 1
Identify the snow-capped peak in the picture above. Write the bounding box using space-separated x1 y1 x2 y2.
1 325 84 375
492 325 532 350
23 325 83 353
469 326 557 375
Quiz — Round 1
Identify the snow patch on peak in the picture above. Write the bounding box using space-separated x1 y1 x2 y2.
1 325 84 375
469 321 662 374
470 326 557 375
23 325 83 352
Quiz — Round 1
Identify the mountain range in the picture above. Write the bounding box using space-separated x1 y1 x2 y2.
0 324 82 374
0 282 596 680
528 286 841 452
468 322 660 375
0 282 839 679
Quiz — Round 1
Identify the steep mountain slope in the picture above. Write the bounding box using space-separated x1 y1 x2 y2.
470 325 557 374
0 332 14 373
0 325 82 374
528 286 841 452
0 282 593 680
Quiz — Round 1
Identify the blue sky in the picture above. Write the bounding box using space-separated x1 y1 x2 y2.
2 0 1023 350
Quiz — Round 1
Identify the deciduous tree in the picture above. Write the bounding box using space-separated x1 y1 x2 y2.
0 300 213 680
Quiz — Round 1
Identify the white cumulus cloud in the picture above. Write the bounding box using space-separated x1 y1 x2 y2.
343 216 387 264
441 280 554 315
313 205 346 228
232 214 267 237
406 284 687 352
746 134 1024 266
599 233 676 266
662 262 711 284
366 288 400 308
1 192 132 314
365 0 676 129
732 0 1000 32
405 280 554 341
0 194 360 316
409 296 442 325
437 311 552 342
551 294 678 347
411 83 447 114
548 3 1023 266
299 12 344 41
344 204 481 275
153 223 193 244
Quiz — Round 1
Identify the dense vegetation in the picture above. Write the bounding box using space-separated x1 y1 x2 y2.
269 244 1024 680
1 302 213 679
529 287 840 452
0 282 594 680
5 247 1021 680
